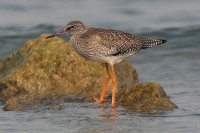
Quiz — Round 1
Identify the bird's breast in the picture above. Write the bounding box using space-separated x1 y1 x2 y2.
70 35 98 60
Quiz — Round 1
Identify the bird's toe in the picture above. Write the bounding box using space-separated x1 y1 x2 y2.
92 96 106 104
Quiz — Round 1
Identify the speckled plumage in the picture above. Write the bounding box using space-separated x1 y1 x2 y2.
48 20 166 65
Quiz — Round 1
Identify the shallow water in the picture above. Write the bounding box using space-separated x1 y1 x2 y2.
0 0 200 133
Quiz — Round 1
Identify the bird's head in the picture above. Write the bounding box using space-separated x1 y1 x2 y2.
45 20 85 39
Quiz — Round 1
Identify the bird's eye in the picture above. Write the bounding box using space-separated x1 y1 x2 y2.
70 25 75 29
66 25 75 31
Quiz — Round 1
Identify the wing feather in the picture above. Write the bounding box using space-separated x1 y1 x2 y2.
84 28 142 56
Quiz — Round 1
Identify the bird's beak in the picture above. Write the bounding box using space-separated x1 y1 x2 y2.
45 30 66 39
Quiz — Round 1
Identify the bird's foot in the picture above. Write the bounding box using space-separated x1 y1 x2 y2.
92 96 106 105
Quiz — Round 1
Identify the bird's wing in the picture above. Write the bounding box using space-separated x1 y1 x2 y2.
89 28 143 56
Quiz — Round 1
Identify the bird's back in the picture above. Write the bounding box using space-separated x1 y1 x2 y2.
71 27 166 65
72 28 141 53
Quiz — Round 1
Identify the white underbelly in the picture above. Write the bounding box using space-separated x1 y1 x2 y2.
99 52 137 65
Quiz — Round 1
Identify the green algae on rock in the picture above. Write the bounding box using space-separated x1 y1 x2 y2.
117 82 178 113
0 35 177 112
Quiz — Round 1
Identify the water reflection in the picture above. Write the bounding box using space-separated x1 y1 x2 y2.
99 106 118 122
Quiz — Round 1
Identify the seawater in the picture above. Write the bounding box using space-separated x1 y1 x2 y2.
0 0 200 133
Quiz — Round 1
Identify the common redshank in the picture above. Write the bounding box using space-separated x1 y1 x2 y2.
45 20 167 107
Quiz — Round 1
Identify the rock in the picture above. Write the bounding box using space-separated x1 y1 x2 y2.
117 82 178 113
0 35 177 112
0 35 138 111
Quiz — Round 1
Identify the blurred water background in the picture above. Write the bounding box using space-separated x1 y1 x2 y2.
0 0 200 133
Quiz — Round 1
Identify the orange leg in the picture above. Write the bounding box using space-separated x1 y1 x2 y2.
93 63 110 104
111 65 117 107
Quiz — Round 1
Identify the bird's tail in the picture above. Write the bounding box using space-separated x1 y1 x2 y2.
141 38 167 49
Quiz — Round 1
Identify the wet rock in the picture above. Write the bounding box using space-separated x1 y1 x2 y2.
0 35 177 112
117 82 178 113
